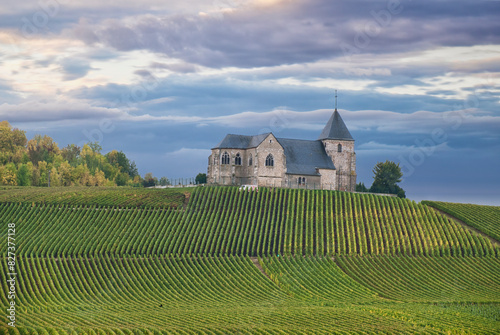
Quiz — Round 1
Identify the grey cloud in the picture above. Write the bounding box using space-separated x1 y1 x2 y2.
70 0 500 68
150 61 198 73
60 57 92 80
0 100 126 122
134 69 153 77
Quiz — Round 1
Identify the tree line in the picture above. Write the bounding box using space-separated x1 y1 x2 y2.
0 121 145 187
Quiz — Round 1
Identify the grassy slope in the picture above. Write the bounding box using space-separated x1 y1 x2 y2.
2 255 498 333
2 187 497 257
423 200 500 242
0 186 191 208
1 186 499 333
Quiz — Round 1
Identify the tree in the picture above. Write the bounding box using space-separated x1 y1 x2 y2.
159 177 170 186
0 123 142 187
106 150 131 175
142 172 157 187
1 163 17 185
129 161 139 178
0 121 27 165
61 144 80 165
195 173 207 185
369 160 406 198
93 169 107 186
355 182 368 192
17 164 31 186
131 175 143 187
58 161 73 186
38 161 48 186
88 141 102 155
27 134 60 165
115 172 129 186
49 167 61 187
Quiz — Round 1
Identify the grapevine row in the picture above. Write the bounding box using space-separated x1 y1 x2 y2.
423 201 500 242
0 186 187 208
336 255 500 303
2 187 498 257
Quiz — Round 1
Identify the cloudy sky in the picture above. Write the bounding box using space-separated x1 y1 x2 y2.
1 0 499 205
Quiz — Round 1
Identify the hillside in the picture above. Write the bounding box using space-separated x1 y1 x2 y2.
423 200 500 242
1 186 499 333
2 187 497 257
0 186 189 208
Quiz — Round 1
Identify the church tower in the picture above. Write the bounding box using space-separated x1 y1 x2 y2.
318 92 356 191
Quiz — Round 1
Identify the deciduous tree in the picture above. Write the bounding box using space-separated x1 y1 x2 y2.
369 160 406 198
195 173 207 185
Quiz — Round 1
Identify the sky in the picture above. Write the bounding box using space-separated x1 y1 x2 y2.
0 0 499 205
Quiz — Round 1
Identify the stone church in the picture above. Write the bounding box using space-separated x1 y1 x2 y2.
207 107 356 191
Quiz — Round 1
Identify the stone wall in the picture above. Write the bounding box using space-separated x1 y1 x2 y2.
208 148 257 185
208 134 285 186
318 168 337 190
322 140 356 191
285 174 322 188
255 134 285 181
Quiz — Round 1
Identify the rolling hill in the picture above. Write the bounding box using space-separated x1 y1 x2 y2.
1 186 499 334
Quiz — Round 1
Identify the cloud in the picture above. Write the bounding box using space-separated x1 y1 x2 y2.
3 94 499 142
140 96 175 105
0 100 126 122
59 57 92 80
0 99 205 123
150 61 198 73
69 0 500 68
345 108 500 135
165 147 211 157
356 140 450 156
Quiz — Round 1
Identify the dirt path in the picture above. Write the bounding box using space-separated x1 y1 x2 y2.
430 207 500 247
249 257 271 280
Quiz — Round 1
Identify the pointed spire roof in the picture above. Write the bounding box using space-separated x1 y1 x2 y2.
318 109 354 141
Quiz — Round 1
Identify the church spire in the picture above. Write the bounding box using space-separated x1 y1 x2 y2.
318 91 354 141
334 89 337 112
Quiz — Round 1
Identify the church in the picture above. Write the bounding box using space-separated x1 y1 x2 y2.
207 106 356 191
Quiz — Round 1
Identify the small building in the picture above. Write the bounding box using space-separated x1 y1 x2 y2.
207 108 356 191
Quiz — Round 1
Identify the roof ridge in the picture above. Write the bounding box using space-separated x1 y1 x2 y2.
277 137 321 143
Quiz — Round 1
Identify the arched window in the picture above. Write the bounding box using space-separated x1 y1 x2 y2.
235 153 241 166
221 152 230 165
338 144 342 152
298 177 301 185
302 177 306 184
249 154 253 166
265 154 274 167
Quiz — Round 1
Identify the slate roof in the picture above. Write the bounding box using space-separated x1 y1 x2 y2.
276 138 335 176
318 110 354 141
212 133 271 149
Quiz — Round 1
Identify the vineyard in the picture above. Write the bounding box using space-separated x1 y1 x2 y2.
423 201 500 242
0 186 188 208
336 256 500 303
2 187 497 257
1 186 499 333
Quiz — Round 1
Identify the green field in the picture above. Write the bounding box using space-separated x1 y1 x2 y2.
0 186 189 208
1 187 499 333
423 201 500 242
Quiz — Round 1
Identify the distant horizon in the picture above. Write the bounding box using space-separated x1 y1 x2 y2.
2 0 499 205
